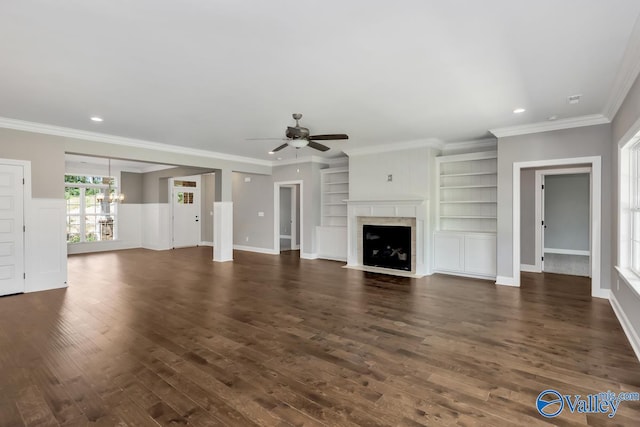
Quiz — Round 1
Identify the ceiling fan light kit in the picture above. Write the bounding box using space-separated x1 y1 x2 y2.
249 113 349 153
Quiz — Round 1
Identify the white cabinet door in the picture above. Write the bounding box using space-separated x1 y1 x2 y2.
434 233 464 272
0 164 24 296
464 234 496 276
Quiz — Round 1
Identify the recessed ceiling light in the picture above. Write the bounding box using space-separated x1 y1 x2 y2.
90 116 103 122
548 115 558 121
268 151 275 155
513 108 526 114
277 157 283 160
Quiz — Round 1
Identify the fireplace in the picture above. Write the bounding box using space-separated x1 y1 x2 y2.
346 200 428 277
363 225 411 271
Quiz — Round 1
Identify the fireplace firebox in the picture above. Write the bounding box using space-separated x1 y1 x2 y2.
362 225 411 271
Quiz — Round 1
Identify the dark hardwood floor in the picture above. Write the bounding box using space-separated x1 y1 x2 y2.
1 247 639 426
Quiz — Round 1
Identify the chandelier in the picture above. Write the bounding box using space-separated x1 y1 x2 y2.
96 158 124 203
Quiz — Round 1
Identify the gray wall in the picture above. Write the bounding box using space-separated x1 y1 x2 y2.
497 124 612 288
232 172 274 249
349 147 434 200
0 128 65 198
520 169 536 265
201 173 215 243
544 174 590 251
121 172 143 204
142 166 212 203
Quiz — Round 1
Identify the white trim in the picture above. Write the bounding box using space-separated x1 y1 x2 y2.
199 241 213 247
301 252 318 260
513 156 602 296
435 150 498 163
490 114 610 138
604 14 640 120
432 270 494 280
543 248 590 256
343 139 443 156
233 245 279 255
495 276 518 286
610 291 640 362
441 138 497 154
592 288 611 300
520 264 540 273
279 234 292 239
274 180 304 257
0 116 271 167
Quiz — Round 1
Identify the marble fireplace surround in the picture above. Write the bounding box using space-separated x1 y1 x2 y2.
346 199 429 278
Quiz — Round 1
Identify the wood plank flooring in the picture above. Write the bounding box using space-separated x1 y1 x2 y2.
1 247 639 426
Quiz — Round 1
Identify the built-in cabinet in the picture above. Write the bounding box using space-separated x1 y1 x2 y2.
317 167 348 261
434 152 497 278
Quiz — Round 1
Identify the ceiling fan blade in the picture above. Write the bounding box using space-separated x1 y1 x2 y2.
308 134 349 140
307 141 330 152
246 138 287 141
271 143 289 152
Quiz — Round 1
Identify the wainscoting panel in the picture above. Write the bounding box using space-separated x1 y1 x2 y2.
26 198 67 293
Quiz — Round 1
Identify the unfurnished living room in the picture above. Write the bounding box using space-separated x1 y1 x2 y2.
2 1 640 426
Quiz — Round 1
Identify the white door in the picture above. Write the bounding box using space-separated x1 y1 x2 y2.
0 164 25 296
171 175 201 248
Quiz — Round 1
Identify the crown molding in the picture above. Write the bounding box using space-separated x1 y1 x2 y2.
271 155 334 167
489 114 610 138
0 116 272 167
604 14 640 120
442 138 497 153
342 139 444 157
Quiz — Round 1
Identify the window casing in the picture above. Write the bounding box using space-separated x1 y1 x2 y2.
65 175 118 243
631 144 640 275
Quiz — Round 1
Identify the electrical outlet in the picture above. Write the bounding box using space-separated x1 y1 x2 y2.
258 211 264 217
244 177 251 182
245 236 249 242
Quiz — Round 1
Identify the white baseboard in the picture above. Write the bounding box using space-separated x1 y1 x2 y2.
520 264 541 273
233 245 278 255
610 292 640 363
142 244 172 251
318 254 347 262
592 288 611 299
293 244 300 250
301 252 318 260
199 241 213 247
495 276 519 287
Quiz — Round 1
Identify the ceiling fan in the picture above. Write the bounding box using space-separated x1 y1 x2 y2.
249 113 348 153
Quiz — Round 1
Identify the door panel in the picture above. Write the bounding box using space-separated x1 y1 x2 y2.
172 175 201 248
0 165 24 296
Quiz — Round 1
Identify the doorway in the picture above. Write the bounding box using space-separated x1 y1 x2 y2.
512 156 604 298
274 181 303 256
170 175 201 248
279 185 299 251
537 169 591 276
0 163 25 296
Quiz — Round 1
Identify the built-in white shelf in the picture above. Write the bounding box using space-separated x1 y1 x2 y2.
440 215 497 219
440 185 497 189
434 151 498 279
440 171 497 177
317 166 349 261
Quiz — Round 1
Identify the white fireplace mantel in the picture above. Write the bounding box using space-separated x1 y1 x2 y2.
346 198 430 277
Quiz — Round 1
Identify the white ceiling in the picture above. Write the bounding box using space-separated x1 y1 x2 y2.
1 0 639 162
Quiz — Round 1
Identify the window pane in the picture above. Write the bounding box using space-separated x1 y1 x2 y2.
85 215 99 242
67 216 80 243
